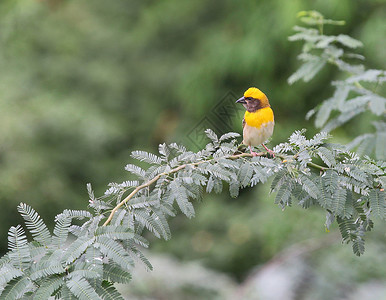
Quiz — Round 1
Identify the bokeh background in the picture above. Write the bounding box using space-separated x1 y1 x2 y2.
0 0 385 299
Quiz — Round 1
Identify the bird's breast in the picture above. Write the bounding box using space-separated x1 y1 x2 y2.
243 107 274 146
244 107 274 128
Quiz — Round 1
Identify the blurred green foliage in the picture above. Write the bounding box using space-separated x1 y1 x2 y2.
0 0 384 288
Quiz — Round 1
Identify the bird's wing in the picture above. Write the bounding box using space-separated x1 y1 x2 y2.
242 116 246 129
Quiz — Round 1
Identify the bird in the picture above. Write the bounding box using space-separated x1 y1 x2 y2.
235 87 275 157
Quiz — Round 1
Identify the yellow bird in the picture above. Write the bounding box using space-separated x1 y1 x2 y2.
236 87 275 157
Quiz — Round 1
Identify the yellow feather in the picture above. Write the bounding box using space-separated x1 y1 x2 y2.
244 107 274 129
244 87 267 101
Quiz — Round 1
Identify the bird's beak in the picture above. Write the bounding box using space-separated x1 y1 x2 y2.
235 96 246 104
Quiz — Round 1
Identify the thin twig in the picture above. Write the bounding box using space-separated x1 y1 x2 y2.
307 161 327 172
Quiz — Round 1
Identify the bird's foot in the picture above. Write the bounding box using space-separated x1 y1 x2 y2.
249 145 259 157
262 144 275 158
250 151 259 157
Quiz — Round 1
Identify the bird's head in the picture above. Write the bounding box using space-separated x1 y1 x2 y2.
235 87 270 112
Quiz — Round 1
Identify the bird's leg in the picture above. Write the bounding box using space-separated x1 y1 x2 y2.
262 143 275 157
249 145 259 157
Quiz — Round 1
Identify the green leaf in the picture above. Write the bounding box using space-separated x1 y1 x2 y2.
335 59 364 74
158 143 170 160
289 25 319 41
229 180 239 198
352 236 365 256
340 95 371 113
205 175 215 193
169 142 187 154
336 34 363 48
149 210 171 240
0 255 11 268
369 189 385 219
103 264 131 284
17 203 51 247
60 285 77 299
213 177 223 194
131 151 162 165
95 226 135 240
95 237 134 271
63 209 93 220
219 132 240 142
270 170 286 192
66 277 102 300
299 175 319 199
317 177 333 209
310 131 331 146
275 183 293 208
0 265 23 288
133 209 165 239
68 266 101 281
357 135 376 158
322 106 366 132
315 36 336 48
332 188 347 216
198 163 235 182
251 166 270 186
238 162 253 188
299 16 320 25
336 216 356 243
353 199 368 222
325 211 335 231
169 180 195 218
317 147 336 167
315 99 333 128
346 69 385 83
288 57 326 84
7 225 30 271
1 276 32 300
95 281 124 300
346 134 373 153
369 95 386 116
85 246 103 265
63 237 95 264
29 259 64 280
124 164 146 178
124 240 152 271
204 129 218 143
52 212 72 248
342 191 354 218
33 276 64 299
305 108 316 120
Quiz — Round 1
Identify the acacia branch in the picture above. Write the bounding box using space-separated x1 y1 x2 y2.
102 152 261 226
307 161 327 172
102 149 329 226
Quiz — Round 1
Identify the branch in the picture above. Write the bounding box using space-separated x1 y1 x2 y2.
277 153 328 172
102 152 263 226
102 148 331 226
307 162 327 172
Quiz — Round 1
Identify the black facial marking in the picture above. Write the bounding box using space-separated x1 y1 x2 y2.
246 98 263 112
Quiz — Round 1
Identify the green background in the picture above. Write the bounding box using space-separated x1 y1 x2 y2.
0 0 385 298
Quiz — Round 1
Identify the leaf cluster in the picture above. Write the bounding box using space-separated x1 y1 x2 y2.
273 130 385 256
1 204 135 299
1 128 385 298
288 11 386 160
